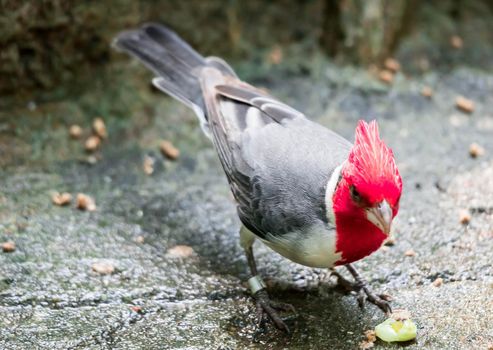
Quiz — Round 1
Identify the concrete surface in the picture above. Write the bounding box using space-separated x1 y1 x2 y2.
0 62 492 349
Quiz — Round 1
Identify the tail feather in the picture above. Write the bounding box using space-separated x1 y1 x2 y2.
113 23 240 139
113 25 205 111
142 23 206 69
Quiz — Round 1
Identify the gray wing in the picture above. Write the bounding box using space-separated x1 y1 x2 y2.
200 70 352 239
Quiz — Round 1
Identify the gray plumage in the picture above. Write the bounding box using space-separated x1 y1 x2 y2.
113 24 352 242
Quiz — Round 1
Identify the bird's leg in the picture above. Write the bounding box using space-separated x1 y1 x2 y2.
333 264 392 315
241 226 295 332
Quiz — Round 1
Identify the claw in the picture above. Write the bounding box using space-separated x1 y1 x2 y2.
333 265 393 315
254 289 294 333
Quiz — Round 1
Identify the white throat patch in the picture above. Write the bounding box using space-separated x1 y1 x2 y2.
325 162 344 224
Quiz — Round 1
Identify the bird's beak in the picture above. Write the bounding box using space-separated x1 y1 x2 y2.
366 200 393 235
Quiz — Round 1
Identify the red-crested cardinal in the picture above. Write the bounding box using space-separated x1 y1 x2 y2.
113 24 403 332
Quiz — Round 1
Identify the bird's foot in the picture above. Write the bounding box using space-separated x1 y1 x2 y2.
331 268 392 315
254 289 295 333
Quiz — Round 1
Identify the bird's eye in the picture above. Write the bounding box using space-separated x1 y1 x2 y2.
350 186 362 202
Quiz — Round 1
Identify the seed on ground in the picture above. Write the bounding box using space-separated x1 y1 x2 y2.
455 96 474 113
85 136 101 152
384 58 400 73
166 245 194 258
404 249 416 257
469 143 485 158
378 70 394 84
1 241 15 253
432 277 443 287
421 86 433 98
160 140 180 160
143 155 155 175
459 209 471 225
92 118 107 139
450 35 463 49
91 261 115 275
69 125 83 139
52 192 72 206
76 193 96 211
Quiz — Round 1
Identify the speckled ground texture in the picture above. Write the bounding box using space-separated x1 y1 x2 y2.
1 61 493 349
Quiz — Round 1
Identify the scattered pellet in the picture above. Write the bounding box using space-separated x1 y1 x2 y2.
469 143 485 158
85 136 101 152
359 329 377 349
166 245 194 258
450 35 463 49
76 193 96 211
404 249 416 257
378 70 394 84
69 125 83 139
143 155 155 175
421 86 433 98
459 209 471 225
391 309 411 321
130 305 142 313
91 261 115 275
268 46 283 65
432 277 443 287
160 140 180 160
384 58 400 73
455 96 474 113
1 241 15 253
135 235 145 244
92 118 107 139
52 192 72 206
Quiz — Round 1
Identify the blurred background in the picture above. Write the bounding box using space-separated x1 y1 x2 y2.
1 0 493 105
1 1 493 349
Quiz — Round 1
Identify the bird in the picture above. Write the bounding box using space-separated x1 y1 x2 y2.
113 23 403 332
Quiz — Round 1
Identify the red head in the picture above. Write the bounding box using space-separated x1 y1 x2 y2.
332 120 402 265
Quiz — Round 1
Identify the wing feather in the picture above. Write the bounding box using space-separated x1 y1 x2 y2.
199 70 351 239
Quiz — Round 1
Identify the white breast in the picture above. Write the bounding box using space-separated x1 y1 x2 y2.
261 225 341 268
